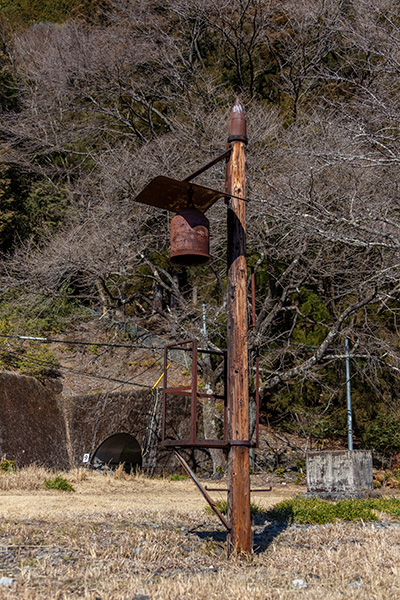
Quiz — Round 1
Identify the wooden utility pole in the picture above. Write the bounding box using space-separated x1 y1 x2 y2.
225 100 251 553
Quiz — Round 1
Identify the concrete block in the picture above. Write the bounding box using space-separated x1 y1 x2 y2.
306 450 373 498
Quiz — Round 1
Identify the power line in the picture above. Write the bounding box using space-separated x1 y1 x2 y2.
0 329 373 357
0 332 164 352
5 349 154 389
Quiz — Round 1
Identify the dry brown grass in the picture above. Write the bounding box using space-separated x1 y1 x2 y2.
0 464 50 491
0 470 399 599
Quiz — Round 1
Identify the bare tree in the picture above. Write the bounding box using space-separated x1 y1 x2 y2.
3 0 400 463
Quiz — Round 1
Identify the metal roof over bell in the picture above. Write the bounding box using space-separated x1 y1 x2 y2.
133 175 230 214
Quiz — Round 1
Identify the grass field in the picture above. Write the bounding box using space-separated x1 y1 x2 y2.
0 467 399 599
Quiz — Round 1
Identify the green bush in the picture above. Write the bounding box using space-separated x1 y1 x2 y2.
0 457 16 473
264 496 400 525
44 475 75 492
363 413 400 457
364 497 400 518
170 473 188 481
265 497 379 524
0 287 88 337
16 346 60 379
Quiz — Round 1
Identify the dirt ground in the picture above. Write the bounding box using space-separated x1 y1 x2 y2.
1 470 400 600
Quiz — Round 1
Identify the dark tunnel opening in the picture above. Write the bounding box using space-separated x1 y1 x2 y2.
92 432 142 473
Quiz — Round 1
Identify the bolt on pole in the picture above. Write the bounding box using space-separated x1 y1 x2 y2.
225 99 252 554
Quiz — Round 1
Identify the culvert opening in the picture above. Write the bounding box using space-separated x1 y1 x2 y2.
92 433 142 473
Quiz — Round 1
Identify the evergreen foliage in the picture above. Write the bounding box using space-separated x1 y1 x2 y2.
44 474 75 491
0 0 108 27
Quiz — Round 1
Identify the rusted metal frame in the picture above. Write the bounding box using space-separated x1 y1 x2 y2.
197 392 225 400
223 350 228 441
166 339 195 350
163 439 230 449
163 339 193 444
206 486 272 492
174 450 231 531
183 148 232 183
164 388 224 401
255 349 260 448
162 439 257 448
197 348 226 355
191 339 198 444
162 344 168 443
165 387 192 395
163 339 231 448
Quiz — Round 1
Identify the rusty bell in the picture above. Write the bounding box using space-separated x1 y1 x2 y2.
170 207 211 267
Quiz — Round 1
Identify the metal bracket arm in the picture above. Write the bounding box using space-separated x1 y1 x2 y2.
173 450 231 531
183 148 232 182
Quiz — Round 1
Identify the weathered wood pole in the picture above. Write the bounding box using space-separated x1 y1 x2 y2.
225 99 251 554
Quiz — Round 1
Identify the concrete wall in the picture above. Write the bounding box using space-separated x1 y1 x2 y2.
306 450 373 495
0 372 215 474
0 371 68 469
65 388 212 474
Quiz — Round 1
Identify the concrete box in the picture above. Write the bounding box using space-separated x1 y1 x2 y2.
306 450 373 496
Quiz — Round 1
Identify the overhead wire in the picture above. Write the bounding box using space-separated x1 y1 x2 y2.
0 329 373 357
0 332 164 352
4 348 154 389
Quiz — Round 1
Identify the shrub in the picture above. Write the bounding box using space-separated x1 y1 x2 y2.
363 413 400 457
0 456 16 473
16 346 60 379
265 496 400 525
44 475 75 492
170 473 188 481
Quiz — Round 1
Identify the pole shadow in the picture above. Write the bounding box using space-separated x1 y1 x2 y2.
189 508 293 554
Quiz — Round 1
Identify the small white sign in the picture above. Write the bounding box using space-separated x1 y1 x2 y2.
82 454 90 463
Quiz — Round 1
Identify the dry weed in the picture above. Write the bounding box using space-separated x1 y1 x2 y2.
112 463 126 480
1 512 400 599
1 475 399 598
70 467 88 483
0 464 49 491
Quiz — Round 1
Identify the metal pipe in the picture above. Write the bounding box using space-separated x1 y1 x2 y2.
202 303 207 339
345 338 353 451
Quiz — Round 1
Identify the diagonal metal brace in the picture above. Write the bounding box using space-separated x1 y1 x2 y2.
183 148 232 182
173 450 231 531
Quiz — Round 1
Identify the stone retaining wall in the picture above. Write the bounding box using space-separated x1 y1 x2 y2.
0 371 68 469
0 372 212 473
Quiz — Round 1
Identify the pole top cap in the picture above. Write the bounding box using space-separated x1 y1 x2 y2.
228 99 248 144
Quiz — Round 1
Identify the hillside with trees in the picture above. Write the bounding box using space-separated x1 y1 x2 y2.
1 0 400 465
